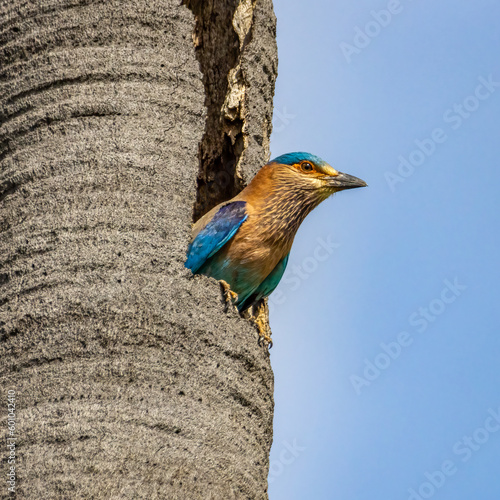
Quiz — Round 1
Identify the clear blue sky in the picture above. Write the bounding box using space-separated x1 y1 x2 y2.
268 1 500 499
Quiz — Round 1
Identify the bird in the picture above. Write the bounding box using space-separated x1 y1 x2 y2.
185 152 366 345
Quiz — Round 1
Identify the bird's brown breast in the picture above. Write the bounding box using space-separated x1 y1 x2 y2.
221 210 291 281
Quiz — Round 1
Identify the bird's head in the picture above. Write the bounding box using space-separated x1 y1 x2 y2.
270 152 367 195
268 152 366 201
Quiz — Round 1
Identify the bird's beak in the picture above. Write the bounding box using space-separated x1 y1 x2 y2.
324 172 367 191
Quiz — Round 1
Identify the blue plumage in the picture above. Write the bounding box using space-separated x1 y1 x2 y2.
270 152 328 168
185 201 248 274
186 198 290 312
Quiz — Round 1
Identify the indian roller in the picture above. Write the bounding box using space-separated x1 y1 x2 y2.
186 152 366 345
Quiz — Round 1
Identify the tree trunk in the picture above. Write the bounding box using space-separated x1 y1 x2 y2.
0 1 277 498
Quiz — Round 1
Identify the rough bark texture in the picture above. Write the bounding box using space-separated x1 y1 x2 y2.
0 1 277 498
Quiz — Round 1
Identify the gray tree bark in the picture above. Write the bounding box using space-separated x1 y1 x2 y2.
1 1 277 498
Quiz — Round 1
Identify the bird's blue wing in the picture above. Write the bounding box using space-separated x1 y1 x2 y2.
186 201 248 274
237 253 290 311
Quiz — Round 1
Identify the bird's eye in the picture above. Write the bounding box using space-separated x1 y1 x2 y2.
301 162 314 172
